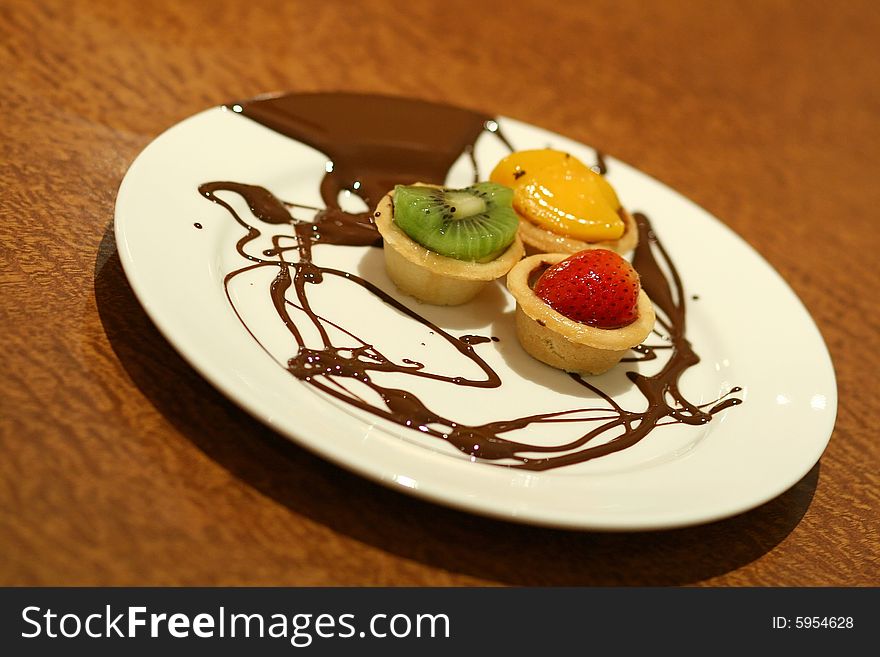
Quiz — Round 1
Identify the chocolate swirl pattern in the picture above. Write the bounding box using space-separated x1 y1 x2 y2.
198 93 741 470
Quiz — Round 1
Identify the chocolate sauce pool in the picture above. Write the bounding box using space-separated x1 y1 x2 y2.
199 92 741 470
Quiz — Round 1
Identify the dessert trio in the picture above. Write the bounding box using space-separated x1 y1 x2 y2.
374 147 655 375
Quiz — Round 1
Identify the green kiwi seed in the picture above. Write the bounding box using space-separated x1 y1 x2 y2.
391 182 518 262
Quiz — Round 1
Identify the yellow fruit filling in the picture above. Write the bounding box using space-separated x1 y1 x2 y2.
490 148 571 188
489 149 624 242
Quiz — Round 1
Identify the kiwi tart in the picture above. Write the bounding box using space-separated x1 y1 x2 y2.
490 149 638 256
374 182 524 306
506 252 655 375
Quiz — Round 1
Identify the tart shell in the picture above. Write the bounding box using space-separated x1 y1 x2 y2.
506 253 656 375
518 207 639 256
374 187 525 306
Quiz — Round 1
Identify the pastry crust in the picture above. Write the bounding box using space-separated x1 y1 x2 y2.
517 207 639 256
506 253 655 375
374 186 525 306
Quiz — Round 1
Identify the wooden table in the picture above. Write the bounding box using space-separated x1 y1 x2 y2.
2 0 877 586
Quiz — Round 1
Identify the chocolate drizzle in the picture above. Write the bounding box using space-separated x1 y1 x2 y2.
460 335 500 345
198 92 741 470
592 150 609 176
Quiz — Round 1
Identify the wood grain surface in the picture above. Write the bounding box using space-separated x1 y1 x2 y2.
1 0 878 586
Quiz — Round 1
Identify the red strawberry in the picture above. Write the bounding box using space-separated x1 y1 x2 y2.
534 249 641 328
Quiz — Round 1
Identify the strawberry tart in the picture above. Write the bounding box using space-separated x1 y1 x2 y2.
506 249 655 375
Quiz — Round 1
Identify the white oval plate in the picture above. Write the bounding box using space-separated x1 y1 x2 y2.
115 95 836 530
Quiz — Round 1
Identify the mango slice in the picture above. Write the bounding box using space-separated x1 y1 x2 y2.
490 149 571 188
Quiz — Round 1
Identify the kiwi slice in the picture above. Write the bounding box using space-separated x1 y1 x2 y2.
392 182 518 262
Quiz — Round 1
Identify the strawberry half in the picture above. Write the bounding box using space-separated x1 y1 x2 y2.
533 249 640 328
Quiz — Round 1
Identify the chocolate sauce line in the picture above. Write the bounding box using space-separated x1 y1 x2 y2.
198 177 504 387
621 343 673 362
459 335 499 345
465 145 479 183
198 93 742 470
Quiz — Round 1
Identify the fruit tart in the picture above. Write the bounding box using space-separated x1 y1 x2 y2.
490 149 638 255
506 249 655 375
373 182 524 305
